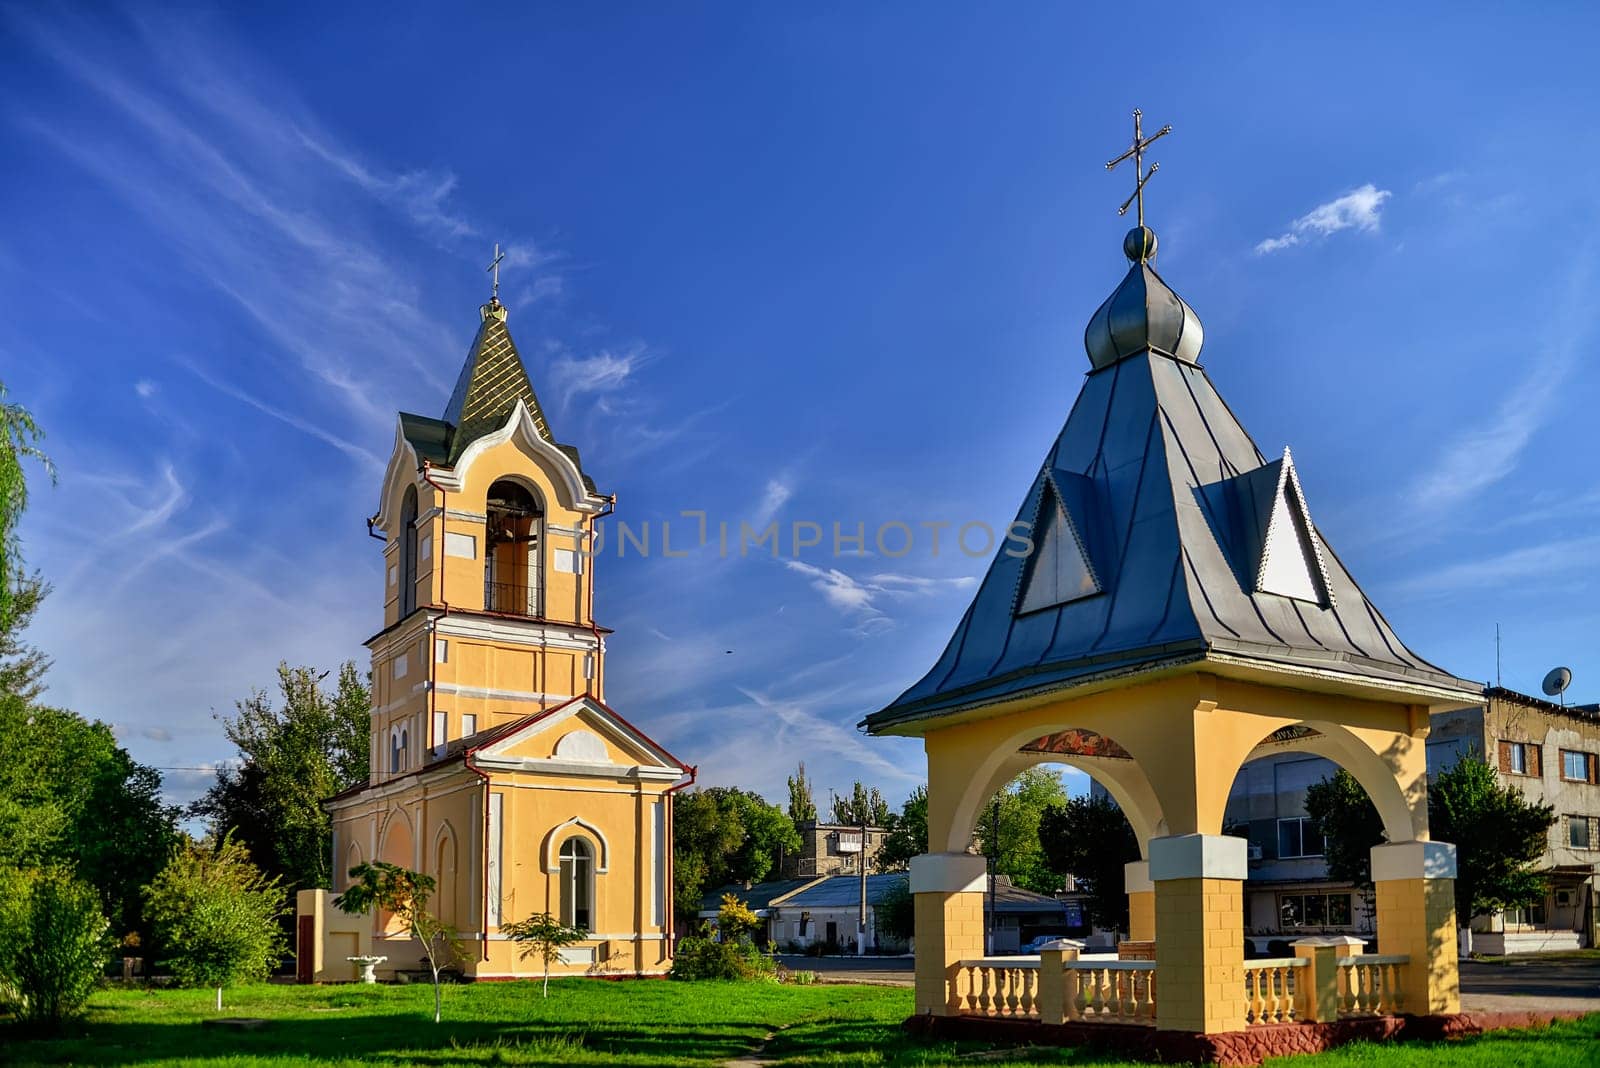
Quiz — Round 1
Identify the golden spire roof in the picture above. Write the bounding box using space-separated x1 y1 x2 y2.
441 300 554 463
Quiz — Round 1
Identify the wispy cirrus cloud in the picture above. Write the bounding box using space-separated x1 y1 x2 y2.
1394 534 1600 597
784 560 976 635
1255 183 1392 255
1409 253 1594 514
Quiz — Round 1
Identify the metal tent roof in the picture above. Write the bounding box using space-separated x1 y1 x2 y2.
866 231 1479 735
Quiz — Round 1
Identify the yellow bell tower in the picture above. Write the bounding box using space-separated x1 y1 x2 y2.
366 293 612 784
305 276 690 983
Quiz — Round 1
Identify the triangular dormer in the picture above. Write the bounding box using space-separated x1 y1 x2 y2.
1015 473 1102 615
1201 448 1334 608
1253 451 1333 607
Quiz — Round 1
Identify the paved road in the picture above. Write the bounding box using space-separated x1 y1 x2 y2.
780 952 1600 1013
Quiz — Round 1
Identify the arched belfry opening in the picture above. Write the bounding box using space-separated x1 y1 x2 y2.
863 159 1480 1034
398 485 419 617
485 478 543 616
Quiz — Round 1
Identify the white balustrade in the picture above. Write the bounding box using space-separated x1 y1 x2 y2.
948 950 1410 1027
1064 960 1157 1023
1243 957 1305 1025
1335 954 1408 1017
952 957 1039 1018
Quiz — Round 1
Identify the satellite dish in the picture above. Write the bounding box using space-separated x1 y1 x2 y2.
1542 666 1573 700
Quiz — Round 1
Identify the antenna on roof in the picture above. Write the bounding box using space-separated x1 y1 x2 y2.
1495 623 1502 688
1542 666 1573 707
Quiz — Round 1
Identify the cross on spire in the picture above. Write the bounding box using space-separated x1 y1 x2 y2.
1105 109 1172 227
486 243 506 303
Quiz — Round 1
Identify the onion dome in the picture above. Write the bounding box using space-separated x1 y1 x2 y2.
1083 226 1204 370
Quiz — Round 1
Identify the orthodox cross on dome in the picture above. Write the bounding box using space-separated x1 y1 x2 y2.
486 242 507 304
1105 108 1172 228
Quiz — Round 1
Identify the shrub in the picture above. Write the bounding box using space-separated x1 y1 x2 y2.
669 935 776 981
0 866 111 1030
716 894 760 942
143 835 287 1005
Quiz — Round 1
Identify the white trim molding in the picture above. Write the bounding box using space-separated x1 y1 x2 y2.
1149 834 1248 882
1371 840 1457 882
543 817 611 874
1124 860 1153 894
424 400 605 513
910 852 987 894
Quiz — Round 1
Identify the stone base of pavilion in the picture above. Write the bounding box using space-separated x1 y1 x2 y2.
906 1010 1589 1067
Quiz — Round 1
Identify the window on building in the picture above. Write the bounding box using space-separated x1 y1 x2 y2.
462 713 477 737
559 837 593 931
1499 740 1539 777
1277 816 1325 858
1505 902 1546 927
432 712 447 757
485 479 543 617
399 486 419 618
1279 892 1354 929
1560 750 1596 783
1570 815 1594 851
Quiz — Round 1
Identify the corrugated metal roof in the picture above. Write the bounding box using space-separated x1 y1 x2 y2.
704 874 1066 915
867 236 1477 734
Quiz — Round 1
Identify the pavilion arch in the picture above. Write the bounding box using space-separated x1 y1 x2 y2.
1224 719 1425 845
943 726 1168 858
542 817 610 875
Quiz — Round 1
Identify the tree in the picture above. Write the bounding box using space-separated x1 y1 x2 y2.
672 787 801 920
0 866 110 1030
979 768 1071 894
1038 794 1141 931
877 786 928 872
1304 769 1386 890
144 835 288 1010
0 698 177 939
335 861 460 1022
786 761 817 822
193 662 370 891
503 912 584 997
1430 753 1556 924
0 578 50 703
0 381 53 638
831 781 890 826
875 876 914 943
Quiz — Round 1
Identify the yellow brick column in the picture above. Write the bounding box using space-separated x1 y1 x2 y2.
1125 860 1156 941
1150 834 1248 1033
910 853 987 1016
1372 841 1460 1015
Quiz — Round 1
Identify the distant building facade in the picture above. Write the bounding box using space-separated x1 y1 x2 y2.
779 819 886 877
1430 688 1600 953
702 873 1068 954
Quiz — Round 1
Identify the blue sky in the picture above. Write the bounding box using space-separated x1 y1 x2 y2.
3 3 1598 812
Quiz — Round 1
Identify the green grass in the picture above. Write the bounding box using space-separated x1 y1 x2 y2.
4 981 1597 1067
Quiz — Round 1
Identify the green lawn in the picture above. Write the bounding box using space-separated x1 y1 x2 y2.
4 981 1597 1067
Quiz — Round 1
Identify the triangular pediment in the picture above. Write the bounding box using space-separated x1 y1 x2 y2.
1014 472 1102 615
479 695 684 775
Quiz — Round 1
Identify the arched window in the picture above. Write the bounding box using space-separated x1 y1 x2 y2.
484 479 542 617
558 836 593 931
390 726 408 774
399 486 419 617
